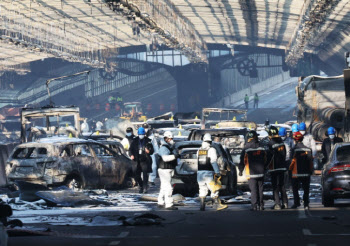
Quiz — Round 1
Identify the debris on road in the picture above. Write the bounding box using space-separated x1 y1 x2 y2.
121 213 164 226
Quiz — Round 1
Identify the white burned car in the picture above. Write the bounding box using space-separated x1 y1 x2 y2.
6 138 133 189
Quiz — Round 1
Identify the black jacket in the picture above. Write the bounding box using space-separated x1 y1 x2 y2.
321 137 343 164
289 142 313 178
130 137 154 171
126 135 135 147
267 137 287 172
239 140 268 179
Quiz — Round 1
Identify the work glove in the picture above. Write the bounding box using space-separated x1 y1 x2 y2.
239 171 243 177
214 173 221 181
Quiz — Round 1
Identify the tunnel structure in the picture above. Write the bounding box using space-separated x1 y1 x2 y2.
1 0 350 113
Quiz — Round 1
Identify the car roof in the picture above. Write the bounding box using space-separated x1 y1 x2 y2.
18 137 96 147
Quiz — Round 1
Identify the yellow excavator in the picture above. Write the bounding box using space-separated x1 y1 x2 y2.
120 102 147 122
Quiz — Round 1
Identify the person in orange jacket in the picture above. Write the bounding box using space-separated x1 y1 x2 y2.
289 131 314 210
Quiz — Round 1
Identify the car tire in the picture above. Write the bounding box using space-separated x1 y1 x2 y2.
64 175 83 190
322 185 334 207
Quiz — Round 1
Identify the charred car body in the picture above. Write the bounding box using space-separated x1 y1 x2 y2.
6 138 133 189
172 140 237 196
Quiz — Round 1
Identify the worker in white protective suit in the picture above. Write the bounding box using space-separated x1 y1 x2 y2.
197 133 227 211
157 131 179 210
95 121 103 131
81 119 89 133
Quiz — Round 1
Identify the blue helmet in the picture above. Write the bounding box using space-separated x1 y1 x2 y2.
279 127 287 137
292 123 299 133
327 127 336 135
138 127 146 135
299 122 306 131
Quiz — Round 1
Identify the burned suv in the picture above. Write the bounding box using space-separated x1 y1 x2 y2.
172 141 237 196
6 138 133 189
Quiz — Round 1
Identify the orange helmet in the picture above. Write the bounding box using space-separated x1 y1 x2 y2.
293 131 304 141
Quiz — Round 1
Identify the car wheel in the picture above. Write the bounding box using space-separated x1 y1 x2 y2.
322 185 334 207
65 175 83 190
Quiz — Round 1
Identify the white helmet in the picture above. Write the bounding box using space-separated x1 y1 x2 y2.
164 131 174 139
203 133 212 142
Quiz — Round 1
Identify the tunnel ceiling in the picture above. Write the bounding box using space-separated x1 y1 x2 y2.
1 0 350 74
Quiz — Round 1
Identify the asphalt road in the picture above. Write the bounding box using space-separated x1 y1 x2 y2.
7 180 350 246
233 80 298 124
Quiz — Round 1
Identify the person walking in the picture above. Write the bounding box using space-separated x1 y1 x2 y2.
267 126 288 209
130 127 154 193
321 127 343 165
157 131 179 210
197 133 227 211
121 127 135 156
244 94 249 109
299 122 318 169
289 131 314 209
279 127 294 192
254 93 259 109
239 131 268 211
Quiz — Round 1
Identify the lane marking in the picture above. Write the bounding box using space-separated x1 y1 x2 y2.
298 209 307 219
117 232 130 238
108 241 120 245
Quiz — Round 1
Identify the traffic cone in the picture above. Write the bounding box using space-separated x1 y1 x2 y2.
178 131 182 136
275 121 278 124
179 124 183 129
69 133 73 138
233 116 236 121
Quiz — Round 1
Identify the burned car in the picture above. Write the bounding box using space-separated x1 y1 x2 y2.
172 140 237 196
6 138 133 189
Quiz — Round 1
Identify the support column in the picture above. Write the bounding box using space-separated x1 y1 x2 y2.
171 63 209 112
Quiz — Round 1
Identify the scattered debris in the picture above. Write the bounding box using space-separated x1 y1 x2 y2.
121 213 164 226
35 189 112 207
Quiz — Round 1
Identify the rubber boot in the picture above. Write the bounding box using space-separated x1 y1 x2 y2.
214 197 228 211
200 197 206 211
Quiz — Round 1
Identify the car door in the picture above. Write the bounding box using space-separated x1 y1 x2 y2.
66 144 99 188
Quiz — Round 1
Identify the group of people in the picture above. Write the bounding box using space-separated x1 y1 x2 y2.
244 93 259 109
121 120 343 212
239 122 343 211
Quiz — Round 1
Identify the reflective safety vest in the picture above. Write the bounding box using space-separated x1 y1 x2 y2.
289 146 313 178
117 97 123 102
244 147 267 179
254 96 259 101
244 96 249 102
269 143 287 172
197 148 214 171
158 145 177 170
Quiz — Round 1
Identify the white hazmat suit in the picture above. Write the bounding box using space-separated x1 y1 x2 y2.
197 142 221 199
